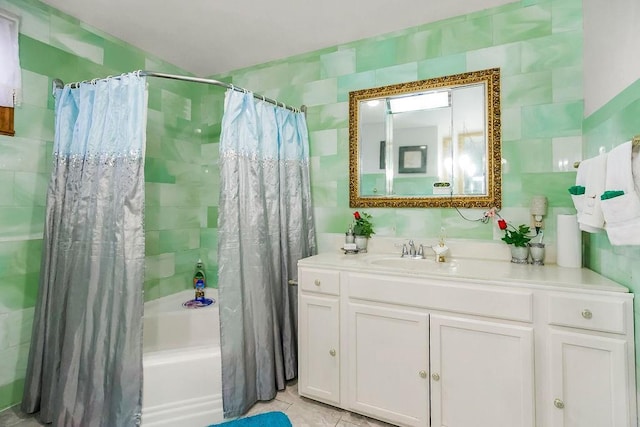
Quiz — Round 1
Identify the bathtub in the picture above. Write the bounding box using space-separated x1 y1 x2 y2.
142 289 224 427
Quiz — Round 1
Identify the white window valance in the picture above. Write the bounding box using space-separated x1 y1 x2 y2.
0 9 21 108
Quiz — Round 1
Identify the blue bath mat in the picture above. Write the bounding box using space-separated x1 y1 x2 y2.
209 411 292 427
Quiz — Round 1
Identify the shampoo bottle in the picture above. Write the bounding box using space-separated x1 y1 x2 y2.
193 259 206 302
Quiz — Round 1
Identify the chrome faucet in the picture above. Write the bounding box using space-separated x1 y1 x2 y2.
401 240 425 259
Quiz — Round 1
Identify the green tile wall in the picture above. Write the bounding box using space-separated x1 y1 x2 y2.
0 0 214 410
217 0 581 246
583 78 640 394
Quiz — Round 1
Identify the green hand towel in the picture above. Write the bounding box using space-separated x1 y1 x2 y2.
600 190 625 200
568 185 585 195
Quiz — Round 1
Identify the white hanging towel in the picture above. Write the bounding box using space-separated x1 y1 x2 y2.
572 154 607 232
600 141 640 245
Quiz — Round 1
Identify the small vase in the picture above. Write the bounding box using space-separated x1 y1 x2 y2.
354 235 368 253
509 245 529 264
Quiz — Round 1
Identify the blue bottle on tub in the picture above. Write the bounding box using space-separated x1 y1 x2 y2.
193 259 206 302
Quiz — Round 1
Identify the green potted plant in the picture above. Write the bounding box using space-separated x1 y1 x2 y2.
352 211 374 252
497 219 532 264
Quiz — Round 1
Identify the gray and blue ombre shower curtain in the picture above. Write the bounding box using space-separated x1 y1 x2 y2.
218 90 316 417
21 73 148 426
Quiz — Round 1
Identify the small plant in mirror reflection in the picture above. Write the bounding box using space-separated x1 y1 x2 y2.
352 211 375 238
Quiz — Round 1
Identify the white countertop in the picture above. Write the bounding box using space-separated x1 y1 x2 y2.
298 252 629 294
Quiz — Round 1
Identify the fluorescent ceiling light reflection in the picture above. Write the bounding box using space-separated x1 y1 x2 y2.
366 100 380 107
388 91 450 113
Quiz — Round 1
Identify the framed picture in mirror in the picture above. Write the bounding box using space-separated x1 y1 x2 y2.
398 146 427 173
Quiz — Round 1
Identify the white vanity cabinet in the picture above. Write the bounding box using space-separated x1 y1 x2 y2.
546 292 635 427
347 303 429 426
298 268 341 405
297 255 637 427
429 315 535 427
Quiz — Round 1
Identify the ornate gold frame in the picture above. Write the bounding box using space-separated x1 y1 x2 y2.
348 68 501 208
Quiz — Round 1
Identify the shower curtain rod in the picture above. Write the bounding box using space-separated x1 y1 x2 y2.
52 70 306 113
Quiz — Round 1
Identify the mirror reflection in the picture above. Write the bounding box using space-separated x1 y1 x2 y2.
349 68 501 208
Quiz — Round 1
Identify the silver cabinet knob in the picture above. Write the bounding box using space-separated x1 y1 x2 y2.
419 370 427 378
581 309 592 319
431 373 440 381
329 349 336 357
554 398 565 409
314 279 321 286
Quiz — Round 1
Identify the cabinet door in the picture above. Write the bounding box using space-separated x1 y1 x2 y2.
347 303 429 427
430 315 535 427
298 294 340 405
549 330 629 427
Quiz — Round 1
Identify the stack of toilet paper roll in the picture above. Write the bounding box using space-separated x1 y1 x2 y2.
557 214 582 268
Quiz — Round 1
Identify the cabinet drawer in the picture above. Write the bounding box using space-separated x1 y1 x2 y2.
348 273 533 323
299 268 340 295
548 294 626 334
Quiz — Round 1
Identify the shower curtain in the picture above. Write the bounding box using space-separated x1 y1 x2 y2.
21 73 148 426
218 90 316 417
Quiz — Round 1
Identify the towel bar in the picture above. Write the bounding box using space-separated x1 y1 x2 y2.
573 135 640 168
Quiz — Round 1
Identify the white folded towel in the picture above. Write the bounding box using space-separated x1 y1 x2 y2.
600 141 640 245
576 154 607 232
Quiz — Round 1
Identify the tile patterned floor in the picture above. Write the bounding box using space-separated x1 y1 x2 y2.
0 381 395 427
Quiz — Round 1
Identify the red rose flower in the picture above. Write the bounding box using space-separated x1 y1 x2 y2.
354 211 361 220
497 219 507 230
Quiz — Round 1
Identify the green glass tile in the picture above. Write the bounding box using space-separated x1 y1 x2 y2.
20 70 50 108
0 171 14 206
310 180 338 208
0 239 42 278
50 15 104 65
337 71 376 103
552 66 582 102
13 104 54 141
13 172 48 207
161 90 192 124
309 129 338 157
207 207 218 228
321 49 356 79
145 206 200 231
502 71 552 108
442 210 494 240
552 0 582 33
500 107 522 142
393 209 442 238
144 253 175 281
233 63 291 92
467 44 522 77
583 79 640 134
521 101 583 138
158 229 199 253
355 37 398 73
201 167 220 207
313 207 354 234
0 273 39 312
288 60 322 85
375 63 418 87
200 228 218 249
143 279 161 301
305 102 348 131
145 158 176 184
493 4 552 45
396 29 442 64
521 31 582 73
302 78 337 107
0 378 24 410
102 38 145 72
145 231 161 256
0 207 44 240
174 249 201 275
503 138 553 173
521 172 575 208
416 54 467 80
158 275 191 298
441 16 493 56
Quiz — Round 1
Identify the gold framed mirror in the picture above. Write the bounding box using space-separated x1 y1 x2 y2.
349 68 501 208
